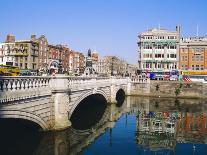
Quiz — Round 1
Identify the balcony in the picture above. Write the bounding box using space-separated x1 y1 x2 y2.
10 52 29 56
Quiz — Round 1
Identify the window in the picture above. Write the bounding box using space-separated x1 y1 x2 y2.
25 63 27 69
195 55 199 61
192 56 195 61
201 65 204 70
185 56 188 61
170 54 176 58
200 55 204 61
196 65 199 70
192 65 195 70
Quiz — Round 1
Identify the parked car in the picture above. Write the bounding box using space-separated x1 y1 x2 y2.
170 75 178 81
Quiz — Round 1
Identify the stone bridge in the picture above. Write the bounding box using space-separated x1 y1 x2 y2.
0 75 133 131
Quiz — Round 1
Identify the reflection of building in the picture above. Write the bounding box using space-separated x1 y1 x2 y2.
136 107 207 152
179 37 207 70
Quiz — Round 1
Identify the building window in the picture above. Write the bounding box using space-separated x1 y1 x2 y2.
196 65 199 70
201 65 204 70
170 54 176 58
200 55 204 61
25 63 27 69
195 55 200 61
192 56 195 61
185 56 188 61
192 65 195 70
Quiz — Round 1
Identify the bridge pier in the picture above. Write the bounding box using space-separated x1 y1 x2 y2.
50 76 71 130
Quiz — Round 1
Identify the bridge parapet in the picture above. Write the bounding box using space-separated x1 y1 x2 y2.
0 76 51 103
131 75 150 83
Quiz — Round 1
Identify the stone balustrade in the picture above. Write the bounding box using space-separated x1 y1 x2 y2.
0 76 51 92
0 76 130 103
131 75 150 83
0 76 51 103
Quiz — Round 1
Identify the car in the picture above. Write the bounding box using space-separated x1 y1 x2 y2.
170 75 178 81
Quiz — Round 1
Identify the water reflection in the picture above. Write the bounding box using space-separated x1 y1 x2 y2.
34 102 128 155
134 97 207 154
0 97 207 155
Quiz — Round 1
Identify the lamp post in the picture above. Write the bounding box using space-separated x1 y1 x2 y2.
58 59 63 74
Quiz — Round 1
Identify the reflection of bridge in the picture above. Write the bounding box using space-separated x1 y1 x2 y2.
0 76 131 131
33 100 130 155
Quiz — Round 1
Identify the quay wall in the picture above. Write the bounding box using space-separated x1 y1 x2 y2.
130 81 207 99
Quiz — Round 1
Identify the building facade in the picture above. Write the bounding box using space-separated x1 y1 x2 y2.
31 35 49 71
138 26 180 72
14 40 39 70
179 37 207 71
0 43 15 66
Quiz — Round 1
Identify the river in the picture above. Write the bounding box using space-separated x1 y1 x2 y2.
0 96 207 155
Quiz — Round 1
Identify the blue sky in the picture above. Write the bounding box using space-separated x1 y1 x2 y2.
0 0 207 64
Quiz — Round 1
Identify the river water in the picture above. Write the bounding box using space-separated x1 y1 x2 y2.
0 96 207 155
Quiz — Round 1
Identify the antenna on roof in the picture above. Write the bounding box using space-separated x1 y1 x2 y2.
196 25 199 37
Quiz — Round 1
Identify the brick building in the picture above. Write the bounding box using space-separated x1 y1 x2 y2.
179 37 207 71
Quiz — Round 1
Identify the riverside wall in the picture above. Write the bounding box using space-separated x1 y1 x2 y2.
130 80 207 99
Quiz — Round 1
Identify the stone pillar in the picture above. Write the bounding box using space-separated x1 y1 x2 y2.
50 75 71 130
110 78 117 103
126 77 131 95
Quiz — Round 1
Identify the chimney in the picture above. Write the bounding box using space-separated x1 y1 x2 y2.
5 34 15 43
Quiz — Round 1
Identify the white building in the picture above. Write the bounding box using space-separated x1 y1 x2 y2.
0 43 15 66
138 26 180 72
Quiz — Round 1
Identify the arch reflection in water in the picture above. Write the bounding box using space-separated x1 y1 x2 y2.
70 94 107 130
34 101 126 155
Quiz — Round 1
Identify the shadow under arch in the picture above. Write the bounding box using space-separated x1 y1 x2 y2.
116 88 125 107
0 117 43 155
0 110 48 130
70 93 107 130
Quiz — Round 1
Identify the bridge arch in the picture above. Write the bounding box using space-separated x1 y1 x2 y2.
115 88 126 107
69 89 109 119
0 110 49 130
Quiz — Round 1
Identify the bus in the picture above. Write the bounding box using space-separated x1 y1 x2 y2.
181 70 207 75
147 70 181 80
0 65 20 76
